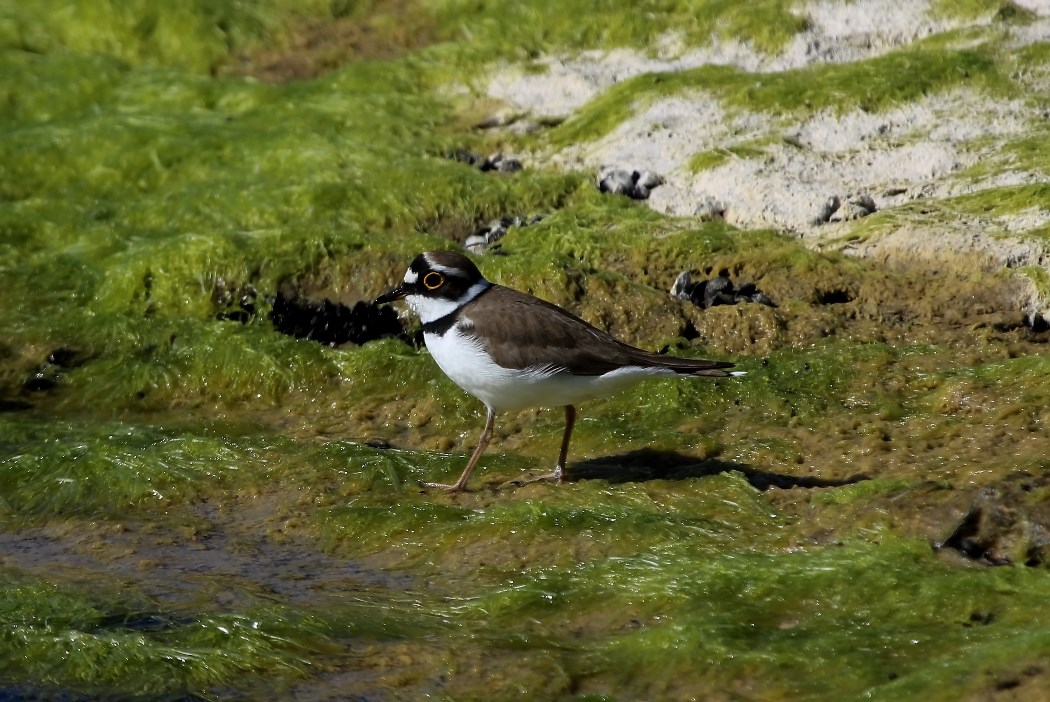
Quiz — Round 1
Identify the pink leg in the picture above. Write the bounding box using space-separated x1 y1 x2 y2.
507 405 576 486
423 408 495 492
554 405 576 483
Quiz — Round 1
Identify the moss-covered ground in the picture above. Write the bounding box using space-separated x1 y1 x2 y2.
3 1 1050 700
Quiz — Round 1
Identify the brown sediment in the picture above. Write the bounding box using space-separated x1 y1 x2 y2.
226 0 438 83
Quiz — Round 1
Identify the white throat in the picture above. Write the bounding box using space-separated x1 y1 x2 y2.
406 279 491 324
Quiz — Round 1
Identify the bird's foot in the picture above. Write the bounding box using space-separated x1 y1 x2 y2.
503 465 566 488
418 480 469 493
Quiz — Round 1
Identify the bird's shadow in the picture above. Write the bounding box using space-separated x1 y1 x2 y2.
566 448 867 491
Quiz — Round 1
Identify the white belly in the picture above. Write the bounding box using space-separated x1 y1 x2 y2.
423 327 674 413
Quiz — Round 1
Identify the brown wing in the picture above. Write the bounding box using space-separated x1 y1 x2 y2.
464 286 735 377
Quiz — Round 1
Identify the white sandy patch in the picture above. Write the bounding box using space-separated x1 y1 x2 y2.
1014 0 1050 16
474 0 1050 319
562 89 1036 235
550 95 770 174
485 0 990 119
998 207 1050 233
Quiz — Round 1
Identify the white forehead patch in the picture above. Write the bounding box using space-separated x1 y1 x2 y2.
403 269 419 284
427 262 463 277
422 253 470 279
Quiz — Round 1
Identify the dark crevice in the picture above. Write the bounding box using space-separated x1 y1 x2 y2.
269 282 406 346
815 288 854 305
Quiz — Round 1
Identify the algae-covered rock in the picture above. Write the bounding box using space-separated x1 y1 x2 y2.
940 471 1050 568
686 303 786 356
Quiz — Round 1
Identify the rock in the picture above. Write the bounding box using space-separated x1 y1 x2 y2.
465 214 545 253
670 271 694 300
479 152 523 173
852 193 877 213
694 196 726 221
597 167 663 200
443 149 523 173
701 275 735 308
636 170 663 190
813 194 877 224
1028 310 1049 332
830 194 878 222
938 471 1050 567
670 270 776 310
812 195 842 225
598 168 634 195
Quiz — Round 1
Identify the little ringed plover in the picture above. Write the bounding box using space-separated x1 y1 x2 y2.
375 250 742 491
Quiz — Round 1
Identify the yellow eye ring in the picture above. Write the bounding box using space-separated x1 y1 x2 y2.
423 272 444 290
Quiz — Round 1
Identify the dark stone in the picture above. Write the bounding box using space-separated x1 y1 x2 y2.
597 168 663 200
479 153 523 173
444 149 523 174
672 270 776 310
812 195 841 225
702 276 735 308
736 282 757 297
1028 311 1049 332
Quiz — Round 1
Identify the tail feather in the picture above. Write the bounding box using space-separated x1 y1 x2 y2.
628 350 738 377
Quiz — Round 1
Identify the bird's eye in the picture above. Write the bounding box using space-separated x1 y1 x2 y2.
423 272 444 290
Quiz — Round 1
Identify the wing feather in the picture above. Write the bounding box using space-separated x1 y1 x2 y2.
464 286 735 377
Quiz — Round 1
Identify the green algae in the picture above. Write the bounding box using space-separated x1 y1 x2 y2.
0 0 332 73
430 0 807 62
4 395 1050 699
1 578 332 697
3 1 1050 700
564 540 1050 700
687 141 770 173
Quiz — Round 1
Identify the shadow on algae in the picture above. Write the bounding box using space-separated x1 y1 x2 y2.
3 1 1050 701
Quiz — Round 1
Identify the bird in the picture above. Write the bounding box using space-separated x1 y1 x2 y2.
374 250 742 491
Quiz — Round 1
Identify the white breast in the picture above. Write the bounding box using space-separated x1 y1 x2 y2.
424 324 675 413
